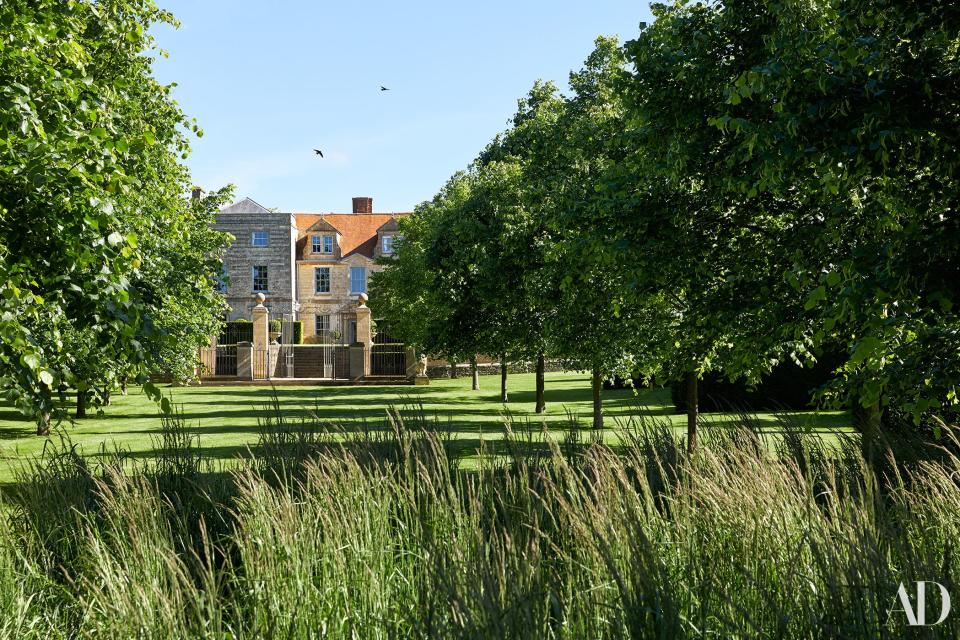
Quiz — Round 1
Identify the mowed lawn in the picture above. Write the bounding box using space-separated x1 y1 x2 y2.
0 371 849 481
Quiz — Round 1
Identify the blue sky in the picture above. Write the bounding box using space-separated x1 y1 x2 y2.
151 1 653 213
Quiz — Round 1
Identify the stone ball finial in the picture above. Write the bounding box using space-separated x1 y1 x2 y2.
357 292 369 307
254 293 266 305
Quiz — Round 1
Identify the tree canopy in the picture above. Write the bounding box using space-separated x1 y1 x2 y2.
371 1 960 445
0 0 231 431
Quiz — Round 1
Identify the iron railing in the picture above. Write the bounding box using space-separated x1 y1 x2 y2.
199 346 238 378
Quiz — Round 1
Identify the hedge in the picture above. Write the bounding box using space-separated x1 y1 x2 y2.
670 351 847 412
282 321 303 345
219 321 253 344
218 320 301 344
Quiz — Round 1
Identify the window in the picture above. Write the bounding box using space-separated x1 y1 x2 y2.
348 320 357 344
349 266 366 294
312 234 334 254
214 264 228 293
381 234 394 255
314 266 331 294
315 314 330 335
251 231 268 247
252 265 268 292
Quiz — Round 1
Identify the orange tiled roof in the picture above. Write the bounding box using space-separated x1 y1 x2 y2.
294 212 408 258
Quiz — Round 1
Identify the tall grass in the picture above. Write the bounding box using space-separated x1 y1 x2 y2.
1 399 958 638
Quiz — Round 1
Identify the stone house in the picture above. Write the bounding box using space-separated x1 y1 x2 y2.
213 197 298 320
214 195 406 338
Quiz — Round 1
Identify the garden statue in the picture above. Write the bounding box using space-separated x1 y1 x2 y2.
416 354 428 377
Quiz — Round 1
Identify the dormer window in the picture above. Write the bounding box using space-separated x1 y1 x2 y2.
375 218 401 257
312 234 334 254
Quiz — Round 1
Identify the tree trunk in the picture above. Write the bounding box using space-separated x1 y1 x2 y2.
500 355 509 402
449 362 458 378
592 367 603 429
75 389 87 419
470 356 480 391
121 378 128 396
103 389 111 406
37 412 51 436
854 399 883 462
37 383 52 436
686 371 699 453
535 352 546 414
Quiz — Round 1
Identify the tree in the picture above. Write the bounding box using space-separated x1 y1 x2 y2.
473 82 567 413
619 0 960 453
456 158 545 405
375 85 567 414
540 37 658 429
136 186 233 383
705 0 960 445
613 3 794 450
0 0 230 432
371 172 488 372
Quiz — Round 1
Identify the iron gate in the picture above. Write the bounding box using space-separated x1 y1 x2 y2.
275 312 351 380
370 326 406 376
207 320 250 378
215 346 237 376
275 345 350 379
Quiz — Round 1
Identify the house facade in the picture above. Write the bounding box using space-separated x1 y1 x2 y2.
214 197 298 320
214 196 405 341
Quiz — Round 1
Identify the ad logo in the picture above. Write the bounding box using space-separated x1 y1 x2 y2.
888 582 951 627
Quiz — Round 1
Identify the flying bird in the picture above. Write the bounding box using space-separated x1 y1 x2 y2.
313 149 323 157
380 86 390 91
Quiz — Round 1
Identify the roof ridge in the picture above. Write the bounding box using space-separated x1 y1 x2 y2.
243 196 269 210
220 196 274 214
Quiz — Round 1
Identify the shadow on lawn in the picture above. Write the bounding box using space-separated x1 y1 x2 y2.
0 383 857 508
0 378 851 494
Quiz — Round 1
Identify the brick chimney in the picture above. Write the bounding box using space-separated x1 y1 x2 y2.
352 196 373 214
191 187 204 200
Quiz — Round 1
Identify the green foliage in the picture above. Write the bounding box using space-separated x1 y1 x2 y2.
286 320 303 345
618 0 960 421
374 0 960 433
729 0 960 420
471 82 565 364
267 320 303 344
0 0 231 416
140 186 233 382
373 82 566 369
540 37 657 378
370 171 486 361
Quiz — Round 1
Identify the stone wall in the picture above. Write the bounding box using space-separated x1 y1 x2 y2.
426 359 567 379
